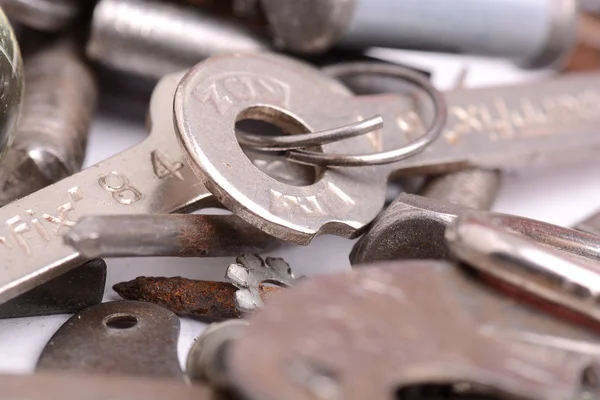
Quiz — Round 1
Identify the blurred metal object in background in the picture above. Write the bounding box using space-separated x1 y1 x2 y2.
259 0 354 53
0 9 22 161
581 0 600 14
337 0 578 69
563 12 600 71
0 39 97 206
421 169 501 211
0 0 85 31
87 0 269 80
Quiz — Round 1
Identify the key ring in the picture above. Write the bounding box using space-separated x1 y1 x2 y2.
284 62 447 167
237 115 383 151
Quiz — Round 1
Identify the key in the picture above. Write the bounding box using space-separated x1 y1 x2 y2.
175 53 600 244
227 261 600 400
0 71 211 304
0 68 309 304
350 193 600 265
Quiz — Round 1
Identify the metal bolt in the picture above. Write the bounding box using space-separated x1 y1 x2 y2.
0 39 97 206
0 0 86 31
87 0 269 80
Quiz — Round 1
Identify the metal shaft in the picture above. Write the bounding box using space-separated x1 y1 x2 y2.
337 0 578 68
0 0 85 31
64 214 282 258
421 169 501 210
0 39 97 206
87 0 269 80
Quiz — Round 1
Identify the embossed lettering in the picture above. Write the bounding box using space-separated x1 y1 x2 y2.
26 209 49 241
443 90 600 143
151 150 184 180
6 216 31 255
99 172 143 205
269 182 355 218
193 73 290 115
43 203 77 235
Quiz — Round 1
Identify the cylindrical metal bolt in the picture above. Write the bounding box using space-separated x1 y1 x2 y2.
263 0 578 69
0 0 85 31
338 0 578 69
421 169 501 210
0 39 97 206
87 0 269 80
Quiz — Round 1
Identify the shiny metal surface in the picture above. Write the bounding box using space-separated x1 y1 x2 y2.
186 319 248 388
0 40 97 206
447 211 600 323
36 301 183 380
64 214 282 258
350 193 600 266
87 0 269 80
575 208 600 237
175 52 410 244
226 253 295 312
229 261 600 400
0 10 22 159
176 54 600 244
0 71 217 304
1 0 84 31
339 0 578 69
259 0 355 53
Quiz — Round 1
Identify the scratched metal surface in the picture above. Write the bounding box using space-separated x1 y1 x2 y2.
1 50 600 373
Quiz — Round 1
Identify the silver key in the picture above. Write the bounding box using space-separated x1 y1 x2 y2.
228 261 600 400
0 70 308 304
175 53 600 244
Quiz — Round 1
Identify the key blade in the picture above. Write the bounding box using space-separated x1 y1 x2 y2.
0 72 215 304
355 72 600 176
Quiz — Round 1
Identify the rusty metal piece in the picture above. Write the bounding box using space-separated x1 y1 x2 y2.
0 259 106 318
114 277 241 319
228 261 600 400
421 169 501 210
36 300 183 380
0 371 218 400
113 276 285 319
64 214 282 259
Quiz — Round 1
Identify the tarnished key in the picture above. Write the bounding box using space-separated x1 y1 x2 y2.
175 53 600 244
0 71 211 303
228 261 600 400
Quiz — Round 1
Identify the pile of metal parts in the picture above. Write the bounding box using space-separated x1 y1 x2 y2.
4 0 600 399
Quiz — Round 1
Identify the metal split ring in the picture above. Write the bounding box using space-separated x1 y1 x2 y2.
285 62 447 167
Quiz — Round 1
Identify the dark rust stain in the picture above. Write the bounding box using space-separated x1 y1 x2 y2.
113 276 241 319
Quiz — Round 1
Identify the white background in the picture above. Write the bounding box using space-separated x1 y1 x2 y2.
1 49 600 373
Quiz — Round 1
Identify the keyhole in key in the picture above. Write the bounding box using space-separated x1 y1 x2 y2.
104 313 138 329
236 106 321 187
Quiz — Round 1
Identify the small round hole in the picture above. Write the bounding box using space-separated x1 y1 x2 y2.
104 314 138 329
236 106 322 187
